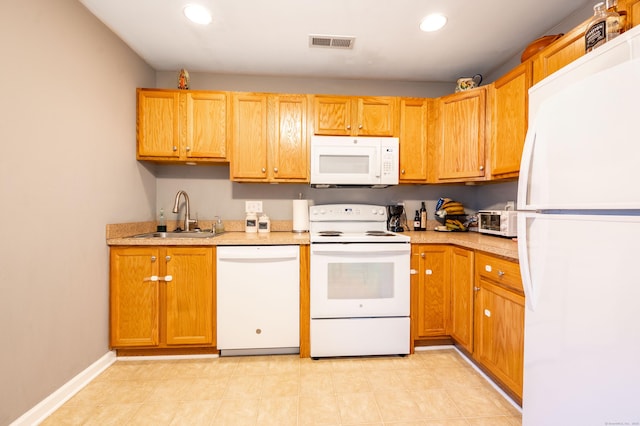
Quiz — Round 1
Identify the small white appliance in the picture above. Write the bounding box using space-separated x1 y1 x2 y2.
477 210 518 237
518 25 640 425
310 136 399 188
309 204 411 358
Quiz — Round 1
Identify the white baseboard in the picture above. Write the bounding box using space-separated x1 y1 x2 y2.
11 351 117 426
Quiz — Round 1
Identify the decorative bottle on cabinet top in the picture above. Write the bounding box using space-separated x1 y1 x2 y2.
606 0 627 33
585 2 620 53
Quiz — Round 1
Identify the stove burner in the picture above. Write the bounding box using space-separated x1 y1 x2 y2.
365 230 393 236
318 231 343 237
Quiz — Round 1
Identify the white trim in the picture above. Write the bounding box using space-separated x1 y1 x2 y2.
11 351 117 426
451 346 523 413
415 345 522 413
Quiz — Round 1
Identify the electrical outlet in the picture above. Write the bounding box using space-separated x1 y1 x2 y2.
245 201 263 213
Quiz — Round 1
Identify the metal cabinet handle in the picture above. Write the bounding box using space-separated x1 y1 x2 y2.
497 270 505 277
186 146 191 152
421 253 425 258
261 167 266 173
479 165 485 171
474 286 481 292
165 255 171 262
172 146 178 152
273 167 278 173
358 124 363 129
425 269 433 275
410 269 418 275
401 169 406 174
346 124 351 130
151 256 157 262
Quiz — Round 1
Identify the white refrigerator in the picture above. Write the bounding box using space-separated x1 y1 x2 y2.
518 25 640 426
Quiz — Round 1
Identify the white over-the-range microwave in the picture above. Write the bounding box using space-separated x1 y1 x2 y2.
310 136 399 188
477 210 518 238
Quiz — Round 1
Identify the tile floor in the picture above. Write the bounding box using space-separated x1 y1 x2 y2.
41 348 522 425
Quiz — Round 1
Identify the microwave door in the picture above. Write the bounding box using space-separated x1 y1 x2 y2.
311 146 378 185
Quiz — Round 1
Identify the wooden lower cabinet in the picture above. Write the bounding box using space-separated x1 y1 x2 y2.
110 246 215 351
449 247 475 353
412 245 450 339
473 253 525 403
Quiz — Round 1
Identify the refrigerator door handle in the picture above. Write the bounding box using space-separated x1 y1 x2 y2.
517 118 537 211
518 212 537 311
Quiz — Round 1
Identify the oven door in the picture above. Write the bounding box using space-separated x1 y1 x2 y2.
310 243 410 318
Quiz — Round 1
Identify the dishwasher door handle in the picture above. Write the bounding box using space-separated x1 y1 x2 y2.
218 256 298 262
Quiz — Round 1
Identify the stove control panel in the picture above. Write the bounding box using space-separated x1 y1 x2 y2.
310 204 387 222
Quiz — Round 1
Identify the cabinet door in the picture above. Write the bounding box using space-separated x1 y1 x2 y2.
475 277 525 399
415 245 450 338
357 97 397 136
110 247 160 348
185 92 227 160
231 93 269 180
399 98 430 182
438 87 487 180
490 62 532 178
270 94 309 182
164 247 214 346
313 95 352 135
532 24 586 84
450 247 474 353
137 90 181 158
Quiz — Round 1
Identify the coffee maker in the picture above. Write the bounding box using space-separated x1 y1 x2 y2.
387 204 408 232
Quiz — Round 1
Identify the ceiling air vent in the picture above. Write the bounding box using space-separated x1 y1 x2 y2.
309 35 355 49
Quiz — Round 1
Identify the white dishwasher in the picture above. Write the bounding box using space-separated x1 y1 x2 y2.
216 245 300 356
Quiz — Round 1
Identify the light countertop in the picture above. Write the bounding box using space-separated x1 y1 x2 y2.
107 222 518 260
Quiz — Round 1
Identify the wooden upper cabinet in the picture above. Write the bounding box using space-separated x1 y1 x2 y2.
269 94 310 182
532 23 587 85
137 90 181 159
230 92 309 182
313 95 398 136
185 92 228 159
399 98 432 183
137 89 228 163
231 93 269 180
490 61 532 179
437 87 488 181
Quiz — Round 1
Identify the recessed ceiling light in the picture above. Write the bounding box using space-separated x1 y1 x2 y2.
420 13 447 32
183 4 212 25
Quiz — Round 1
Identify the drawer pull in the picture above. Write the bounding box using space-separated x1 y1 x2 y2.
484 309 491 318
425 269 433 275
410 269 418 275
497 270 505 277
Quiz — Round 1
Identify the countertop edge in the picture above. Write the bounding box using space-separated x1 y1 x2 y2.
107 226 518 260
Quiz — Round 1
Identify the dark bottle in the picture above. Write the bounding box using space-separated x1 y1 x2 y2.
420 202 427 231
413 210 422 231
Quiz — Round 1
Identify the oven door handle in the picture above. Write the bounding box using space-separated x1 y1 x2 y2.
311 244 411 257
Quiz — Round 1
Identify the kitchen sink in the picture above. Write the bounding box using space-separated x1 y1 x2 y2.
129 231 218 239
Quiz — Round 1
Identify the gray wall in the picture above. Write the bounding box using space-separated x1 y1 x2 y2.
0 0 155 423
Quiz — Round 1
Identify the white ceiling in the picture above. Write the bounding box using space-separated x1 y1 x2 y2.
79 0 593 83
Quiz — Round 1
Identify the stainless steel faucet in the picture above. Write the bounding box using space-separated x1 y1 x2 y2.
172 190 196 231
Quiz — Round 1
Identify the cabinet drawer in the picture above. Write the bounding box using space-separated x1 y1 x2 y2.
476 253 522 292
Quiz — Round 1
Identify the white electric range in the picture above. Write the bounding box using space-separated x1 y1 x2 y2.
308 204 411 358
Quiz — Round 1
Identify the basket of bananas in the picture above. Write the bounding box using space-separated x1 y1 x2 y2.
435 197 470 231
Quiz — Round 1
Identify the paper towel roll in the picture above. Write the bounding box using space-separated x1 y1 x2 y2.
292 199 309 233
